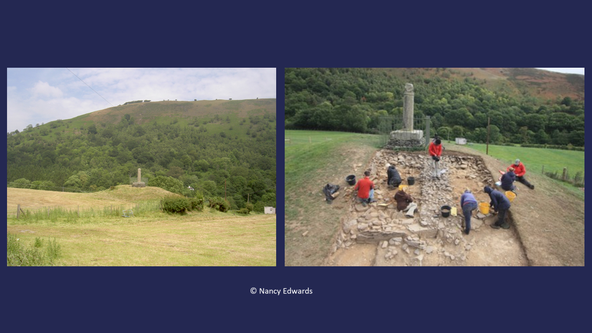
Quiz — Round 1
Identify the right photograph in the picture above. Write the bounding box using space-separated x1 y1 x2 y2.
284 68 585 267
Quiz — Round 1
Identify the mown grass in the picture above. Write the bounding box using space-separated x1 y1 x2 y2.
285 130 378 219
455 141 584 177
7 186 276 266
7 212 276 266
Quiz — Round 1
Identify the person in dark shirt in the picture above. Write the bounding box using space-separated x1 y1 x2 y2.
393 189 417 217
484 186 511 229
500 167 516 192
387 164 402 188
460 189 478 235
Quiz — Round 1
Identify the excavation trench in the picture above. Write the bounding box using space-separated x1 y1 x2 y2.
327 150 529 266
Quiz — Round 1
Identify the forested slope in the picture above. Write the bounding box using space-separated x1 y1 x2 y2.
285 68 584 146
7 99 276 211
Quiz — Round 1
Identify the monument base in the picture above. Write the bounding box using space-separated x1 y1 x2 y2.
386 130 424 149
132 182 146 187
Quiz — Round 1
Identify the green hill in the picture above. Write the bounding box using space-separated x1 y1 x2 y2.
7 99 276 211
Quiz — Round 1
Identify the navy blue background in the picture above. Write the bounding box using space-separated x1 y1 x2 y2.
2 2 589 331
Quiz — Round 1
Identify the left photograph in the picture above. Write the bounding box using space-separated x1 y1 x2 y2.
7 68 277 266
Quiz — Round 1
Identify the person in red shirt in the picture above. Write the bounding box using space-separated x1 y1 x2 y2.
354 170 375 206
507 159 534 189
428 139 443 178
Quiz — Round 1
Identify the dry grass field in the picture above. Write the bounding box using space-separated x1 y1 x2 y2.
7 186 276 266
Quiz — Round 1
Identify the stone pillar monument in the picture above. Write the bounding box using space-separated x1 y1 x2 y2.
386 83 424 149
403 83 414 131
132 168 146 187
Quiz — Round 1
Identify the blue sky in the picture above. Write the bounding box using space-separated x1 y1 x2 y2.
7 68 276 133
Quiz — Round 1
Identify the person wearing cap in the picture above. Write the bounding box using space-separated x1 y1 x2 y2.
500 167 517 192
354 170 376 206
460 189 478 235
484 186 511 229
507 159 534 189
387 164 402 188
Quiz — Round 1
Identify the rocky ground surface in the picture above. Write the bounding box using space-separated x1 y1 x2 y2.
325 150 530 266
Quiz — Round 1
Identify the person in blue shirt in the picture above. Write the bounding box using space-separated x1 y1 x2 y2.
460 189 478 235
500 167 517 192
484 186 511 229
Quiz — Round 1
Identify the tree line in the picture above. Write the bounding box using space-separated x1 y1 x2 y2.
285 68 584 147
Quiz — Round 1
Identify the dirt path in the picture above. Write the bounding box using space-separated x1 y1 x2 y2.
324 145 584 266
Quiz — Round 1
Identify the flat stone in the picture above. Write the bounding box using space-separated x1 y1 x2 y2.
343 219 358 233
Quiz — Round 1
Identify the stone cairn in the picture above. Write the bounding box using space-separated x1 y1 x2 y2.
334 150 496 266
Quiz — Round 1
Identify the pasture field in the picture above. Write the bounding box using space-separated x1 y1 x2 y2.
453 141 585 177
7 186 276 266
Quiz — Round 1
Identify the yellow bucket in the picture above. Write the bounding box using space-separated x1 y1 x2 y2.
478 202 490 214
398 185 408 191
505 191 516 202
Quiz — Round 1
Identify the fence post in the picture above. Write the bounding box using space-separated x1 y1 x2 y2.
562 168 567 181
425 116 431 147
17 204 20 219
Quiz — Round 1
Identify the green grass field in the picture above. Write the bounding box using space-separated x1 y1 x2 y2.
450 141 585 179
7 187 276 266
285 130 378 203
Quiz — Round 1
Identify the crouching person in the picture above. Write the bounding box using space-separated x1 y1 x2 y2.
394 188 417 218
484 186 511 229
387 164 402 188
460 189 478 235
355 170 375 206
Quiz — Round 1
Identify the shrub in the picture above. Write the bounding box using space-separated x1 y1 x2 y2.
161 196 190 214
189 196 204 212
208 197 230 212
245 202 254 213
149 176 185 194
237 208 250 215
10 178 31 188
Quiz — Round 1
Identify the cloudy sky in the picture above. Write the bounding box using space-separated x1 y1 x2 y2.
7 68 277 133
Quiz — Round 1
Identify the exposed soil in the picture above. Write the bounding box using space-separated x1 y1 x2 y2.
319 145 584 266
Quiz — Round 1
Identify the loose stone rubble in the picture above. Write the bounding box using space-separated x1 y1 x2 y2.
333 149 499 266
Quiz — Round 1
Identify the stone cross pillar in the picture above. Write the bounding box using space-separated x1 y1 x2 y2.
132 168 146 187
403 83 414 131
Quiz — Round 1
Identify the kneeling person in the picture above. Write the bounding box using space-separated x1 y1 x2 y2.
394 188 417 218
355 170 375 206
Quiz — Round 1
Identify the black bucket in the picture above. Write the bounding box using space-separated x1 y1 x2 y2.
408 177 415 186
441 205 451 218
346 175 356 186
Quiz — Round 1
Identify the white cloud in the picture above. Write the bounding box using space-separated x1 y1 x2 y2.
7 68 276 132
31 81 63 98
